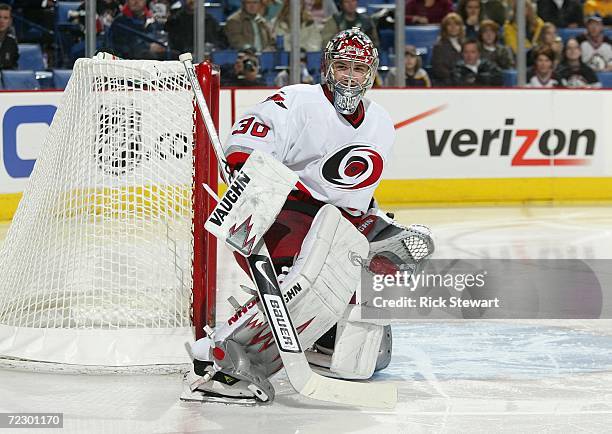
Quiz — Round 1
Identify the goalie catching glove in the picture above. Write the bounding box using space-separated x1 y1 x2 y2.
357 208 435 276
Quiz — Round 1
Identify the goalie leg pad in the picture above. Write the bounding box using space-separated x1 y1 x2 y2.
375 325 393 371
308 322 392 380
329 319 383 379
278 204 370 347
191 204 369 379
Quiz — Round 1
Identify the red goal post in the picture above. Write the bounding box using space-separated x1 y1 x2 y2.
193 61 219 340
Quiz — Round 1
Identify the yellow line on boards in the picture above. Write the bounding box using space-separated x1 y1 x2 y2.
375 178 612 206
0 194 22 222
2 177 612 221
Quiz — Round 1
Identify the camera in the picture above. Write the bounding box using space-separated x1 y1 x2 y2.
242 58 258 73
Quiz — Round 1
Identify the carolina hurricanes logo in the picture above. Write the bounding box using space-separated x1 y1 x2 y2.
320 144 384 190
264 92 287 109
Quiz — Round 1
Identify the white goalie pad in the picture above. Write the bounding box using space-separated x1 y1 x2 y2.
278 204 370 349
329 318 383 379
306 303 388 380
194 204 370 373
205 150 298 256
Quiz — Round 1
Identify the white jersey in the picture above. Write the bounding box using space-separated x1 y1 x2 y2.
579 37 612 72
224 84 395 214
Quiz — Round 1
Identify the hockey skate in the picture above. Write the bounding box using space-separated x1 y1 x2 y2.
180 339 275 405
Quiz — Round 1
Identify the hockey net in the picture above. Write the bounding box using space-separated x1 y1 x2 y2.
0 58 218 373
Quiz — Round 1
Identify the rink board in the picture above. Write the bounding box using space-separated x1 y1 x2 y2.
1 88 612 219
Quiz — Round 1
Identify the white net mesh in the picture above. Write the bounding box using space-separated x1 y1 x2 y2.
0 59 202 370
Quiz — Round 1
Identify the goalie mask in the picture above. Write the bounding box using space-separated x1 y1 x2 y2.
322 28 379 115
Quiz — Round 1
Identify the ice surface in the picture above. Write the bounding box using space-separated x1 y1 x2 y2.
2 206 612 433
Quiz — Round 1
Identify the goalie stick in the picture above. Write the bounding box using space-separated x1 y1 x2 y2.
179 53 397 409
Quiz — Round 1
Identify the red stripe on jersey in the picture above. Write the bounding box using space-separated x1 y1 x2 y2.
226 151 251 171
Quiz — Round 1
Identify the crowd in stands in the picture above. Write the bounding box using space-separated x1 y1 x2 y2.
0 0 611 89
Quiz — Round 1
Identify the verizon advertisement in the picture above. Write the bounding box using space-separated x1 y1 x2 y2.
369 89 610 179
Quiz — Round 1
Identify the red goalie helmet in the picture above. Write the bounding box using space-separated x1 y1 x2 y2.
322 28 379 114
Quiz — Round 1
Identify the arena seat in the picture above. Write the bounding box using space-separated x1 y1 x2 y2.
276 51 289 68
35 71 54 89
558 27 584 42
405 25 440 47
598 72 612 89
205 4 225 23
259 52 276 71
211 50 238 66
2 70 40 90
52 69 73 89
17 44 45 70
379 26 440 67
405 26 439 67
306 51 322 72
264 71 277 86
503 69 517 87
55 1 80 25
259 51 289 72
378 50 390 67
54 2 81 67
379 29 394 52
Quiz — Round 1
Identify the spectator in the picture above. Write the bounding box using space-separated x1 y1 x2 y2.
480 0 507 26
224 0 275 51
70 0 121 31
503 0 544 56
529 22 562 66
321 0 379 47
384 45 432 87
110 0 165 59
537 0 583 28
478 19 514 69
0 4 18 70
166 0 224 56
405 0 453 25
272 0 322 51
577 14 612 71
452 38 503 86
556 38 601 87
221 49 266 86
431 12 465 85
583 0 612 26
526 47 563 86
304 0 338 27
458 0 482 39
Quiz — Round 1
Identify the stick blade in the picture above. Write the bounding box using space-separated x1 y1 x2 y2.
299 372 397 409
